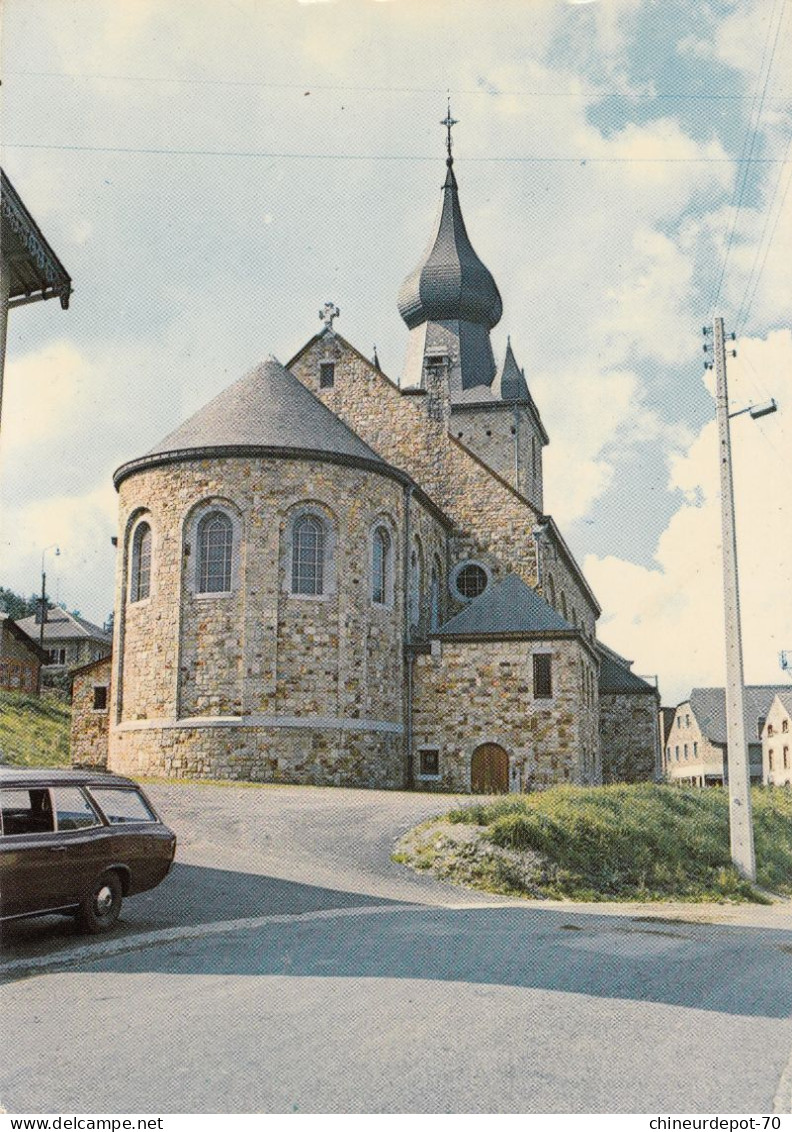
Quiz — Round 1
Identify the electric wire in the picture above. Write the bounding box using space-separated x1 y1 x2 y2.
708 0 788 317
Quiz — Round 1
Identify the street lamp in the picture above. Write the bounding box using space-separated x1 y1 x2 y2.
37 544 60 692
704 318 778 882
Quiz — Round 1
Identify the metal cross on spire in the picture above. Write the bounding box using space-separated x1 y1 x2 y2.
440 98 458 166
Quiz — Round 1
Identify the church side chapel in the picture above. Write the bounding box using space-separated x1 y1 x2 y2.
78 112 660 792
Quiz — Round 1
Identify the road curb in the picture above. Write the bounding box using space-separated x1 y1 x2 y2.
0 901 413 979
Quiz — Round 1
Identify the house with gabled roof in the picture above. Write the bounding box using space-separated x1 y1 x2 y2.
664 685 790 786
70 126 660 792
762 690 792 788
0 612 47 694
15 606 112 675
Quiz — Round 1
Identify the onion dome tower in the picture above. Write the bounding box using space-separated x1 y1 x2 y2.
398 105 503 400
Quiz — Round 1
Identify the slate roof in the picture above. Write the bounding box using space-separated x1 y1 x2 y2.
143 356 381 465
398 162 503 331
495 338 530 402
688 685 791 745
599 652 657 695
768 689 792 718
15 607 111 645
436 573 575 638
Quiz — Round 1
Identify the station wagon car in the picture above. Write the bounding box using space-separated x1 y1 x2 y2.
0 768 176 933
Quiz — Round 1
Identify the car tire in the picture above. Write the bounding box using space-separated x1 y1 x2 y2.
77 870 123 933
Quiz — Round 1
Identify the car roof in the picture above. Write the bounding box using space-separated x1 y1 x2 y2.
0 767 140 788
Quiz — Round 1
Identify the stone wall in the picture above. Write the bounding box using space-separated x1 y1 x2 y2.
599 690 660 783
411 637 600 793
111 720 404 788
71 657 111 768
108 453 449 783
450 402 544 512
289 338 542 590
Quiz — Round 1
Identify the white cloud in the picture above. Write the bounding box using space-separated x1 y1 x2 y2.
0 482 118 623
586 329 792 703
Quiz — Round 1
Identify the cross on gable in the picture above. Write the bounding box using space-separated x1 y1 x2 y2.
319 302 340 333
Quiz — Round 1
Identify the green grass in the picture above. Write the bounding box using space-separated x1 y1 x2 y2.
443 783 792 902
0 690 71 767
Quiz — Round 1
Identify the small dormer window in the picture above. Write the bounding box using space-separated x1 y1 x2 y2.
319 362 335 389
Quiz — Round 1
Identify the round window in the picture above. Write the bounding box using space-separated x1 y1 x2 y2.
455 563 488 599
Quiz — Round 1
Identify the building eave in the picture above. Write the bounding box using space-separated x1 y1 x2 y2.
1 169 72 310
112 444 455 530
538 513 602 617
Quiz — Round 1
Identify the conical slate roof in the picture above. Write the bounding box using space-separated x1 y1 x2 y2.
146 356 381 464
398 163 503 331
437 573 574 638
495 337 530 402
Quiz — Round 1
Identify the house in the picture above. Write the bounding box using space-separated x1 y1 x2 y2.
70 128 661 792
762 690 792 787
0 612 46 694
15 607 112 677
664 686 790 786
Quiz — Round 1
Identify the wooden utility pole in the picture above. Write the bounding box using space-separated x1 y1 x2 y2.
711 316 756 881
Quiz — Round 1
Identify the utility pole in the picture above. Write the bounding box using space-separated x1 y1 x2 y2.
706 317 756 881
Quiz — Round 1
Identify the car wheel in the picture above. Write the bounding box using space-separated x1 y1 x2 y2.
77 871 123 933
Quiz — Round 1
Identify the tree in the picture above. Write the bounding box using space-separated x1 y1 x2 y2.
0 586 44 620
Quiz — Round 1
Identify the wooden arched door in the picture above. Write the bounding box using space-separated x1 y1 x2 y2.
471 743 509 794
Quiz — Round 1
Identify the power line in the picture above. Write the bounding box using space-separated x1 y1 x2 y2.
709 0 789 315
1 68 776 100
735 140 792 333
3 141 791 163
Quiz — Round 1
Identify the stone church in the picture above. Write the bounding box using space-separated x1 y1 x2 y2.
74 128 661 792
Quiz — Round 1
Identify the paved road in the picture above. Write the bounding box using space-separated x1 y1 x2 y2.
2 783 792 1114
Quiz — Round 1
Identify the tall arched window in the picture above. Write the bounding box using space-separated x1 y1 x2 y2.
409 540 423 627
372 526 391 606
292 515 324 595
430 559 441 630
560 592 568 621
130 522 152 602
197 510 233 593
545 573 556 608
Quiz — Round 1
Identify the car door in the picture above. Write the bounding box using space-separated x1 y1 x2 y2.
0 786 65 918
48 785 108 904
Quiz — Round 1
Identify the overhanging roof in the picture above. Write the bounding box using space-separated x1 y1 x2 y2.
1 169 72 310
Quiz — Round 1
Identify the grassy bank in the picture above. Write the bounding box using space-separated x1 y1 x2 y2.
0 690 71 767
394 783 792 903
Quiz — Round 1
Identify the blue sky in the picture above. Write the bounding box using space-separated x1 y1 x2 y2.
1 0 790 703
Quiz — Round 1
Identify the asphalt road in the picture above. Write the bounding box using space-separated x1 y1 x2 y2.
2 783 792 1114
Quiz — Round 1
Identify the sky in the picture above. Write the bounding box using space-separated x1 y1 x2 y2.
0 0 790 705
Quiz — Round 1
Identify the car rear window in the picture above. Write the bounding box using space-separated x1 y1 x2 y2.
89 787 157 824
0 788 55 835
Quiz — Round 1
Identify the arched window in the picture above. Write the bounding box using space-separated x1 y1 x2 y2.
130 522 152 602
409 540 423 627
545 573 556 607
372 526 391 606
430 558 442 630
560 592 568 621
292 515 324 596
197 510 233 593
